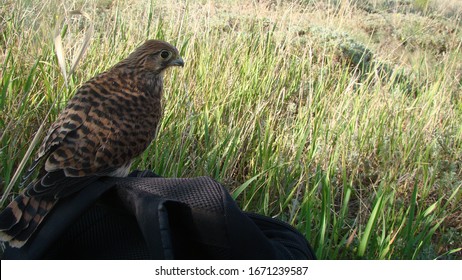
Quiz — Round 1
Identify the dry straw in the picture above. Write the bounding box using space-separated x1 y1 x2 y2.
1 10 94 207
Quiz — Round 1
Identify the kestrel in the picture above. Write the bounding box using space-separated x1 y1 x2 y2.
0 39 184 248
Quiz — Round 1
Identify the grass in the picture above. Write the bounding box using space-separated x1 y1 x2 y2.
1 0 461 259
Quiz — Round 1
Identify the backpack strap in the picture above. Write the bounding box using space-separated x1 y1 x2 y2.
113 186 174 259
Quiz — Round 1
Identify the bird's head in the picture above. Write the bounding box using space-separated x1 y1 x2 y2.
121 39 184 76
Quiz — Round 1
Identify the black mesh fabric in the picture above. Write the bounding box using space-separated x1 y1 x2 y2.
115 176 225 214
111 175 235 259
43 200 151 259
2 171 316 260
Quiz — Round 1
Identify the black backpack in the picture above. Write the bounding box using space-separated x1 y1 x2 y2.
1 171 316 260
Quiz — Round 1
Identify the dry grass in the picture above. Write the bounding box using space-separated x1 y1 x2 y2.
1 0 461 259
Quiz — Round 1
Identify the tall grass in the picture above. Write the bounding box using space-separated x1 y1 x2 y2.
1 0 461 259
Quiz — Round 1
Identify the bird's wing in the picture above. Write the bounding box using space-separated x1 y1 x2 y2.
20 96 89 189
25 79 126 198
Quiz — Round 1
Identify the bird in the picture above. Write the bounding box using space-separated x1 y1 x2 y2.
0 39 184 248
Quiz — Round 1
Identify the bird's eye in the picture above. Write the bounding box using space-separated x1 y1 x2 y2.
160 50 171 60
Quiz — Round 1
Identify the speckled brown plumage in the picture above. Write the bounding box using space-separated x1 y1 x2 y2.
0 39 184 248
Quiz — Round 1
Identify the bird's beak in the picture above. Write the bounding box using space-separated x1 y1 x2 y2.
169 58 184 67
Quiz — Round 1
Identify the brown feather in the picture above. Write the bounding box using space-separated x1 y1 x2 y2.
0 39 184 247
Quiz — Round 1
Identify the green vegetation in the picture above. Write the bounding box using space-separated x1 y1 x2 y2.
1 0 461 259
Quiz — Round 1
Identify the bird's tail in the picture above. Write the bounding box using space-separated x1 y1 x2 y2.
0 193 57 248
